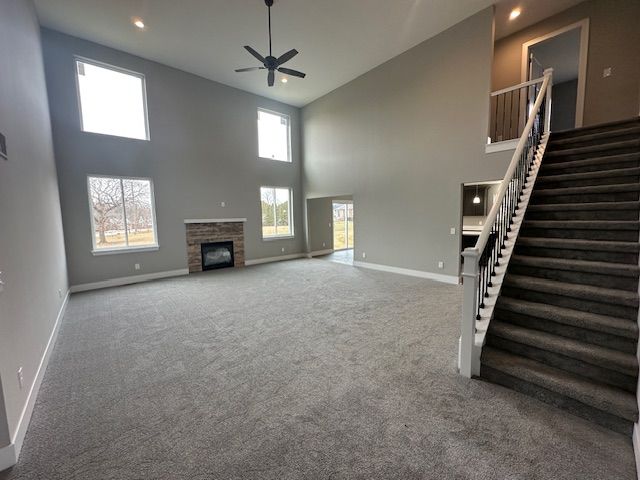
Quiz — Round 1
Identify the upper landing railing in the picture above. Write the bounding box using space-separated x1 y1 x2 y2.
459 69 553 377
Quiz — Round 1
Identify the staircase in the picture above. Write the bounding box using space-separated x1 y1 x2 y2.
481 117 640 435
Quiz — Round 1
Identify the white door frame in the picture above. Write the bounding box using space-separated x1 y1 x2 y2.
520 18 589 128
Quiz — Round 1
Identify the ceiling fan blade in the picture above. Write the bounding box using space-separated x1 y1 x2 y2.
278 67 306 78
276 49 298 66
267 70 275 87
235 67 265 72
244 45 266 64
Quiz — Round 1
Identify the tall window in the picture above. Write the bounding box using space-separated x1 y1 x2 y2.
88 176 158 253
260 187 293 238
257 108 291 162
76 58 149 140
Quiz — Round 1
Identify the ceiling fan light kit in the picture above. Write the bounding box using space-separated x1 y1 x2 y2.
235 0 306 87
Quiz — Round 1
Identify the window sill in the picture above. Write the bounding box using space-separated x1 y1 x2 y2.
258 156 292 163
262 236 295 242
485 139 519 153
92 245 159 256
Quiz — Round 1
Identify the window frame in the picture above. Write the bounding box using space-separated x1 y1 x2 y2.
75 56 151 141
260 186 295 240
87 174 159 255
257 108 292 163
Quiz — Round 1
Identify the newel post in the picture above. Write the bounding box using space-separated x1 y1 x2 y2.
459 248 480 378
543 68 554 134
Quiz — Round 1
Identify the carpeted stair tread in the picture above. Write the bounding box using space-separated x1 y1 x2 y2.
523 220 639 231
517 237 640 253
495 297 638 339
541 152 640 174
545 139 640 158
527 201 640 212
503 275 639 307
537 166 640 183
488 321 638 376
510 255 640 277
532 183 640 197
481 347 638 422
551 117 640 139
549 126 640 147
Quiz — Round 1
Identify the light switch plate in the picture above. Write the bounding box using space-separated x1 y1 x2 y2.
603 67 612 78
450 227 456 235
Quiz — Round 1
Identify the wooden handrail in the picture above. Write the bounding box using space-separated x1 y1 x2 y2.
490 75 545 97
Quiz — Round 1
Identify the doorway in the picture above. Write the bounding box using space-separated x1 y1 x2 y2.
521 19 589 130
332 200 353 251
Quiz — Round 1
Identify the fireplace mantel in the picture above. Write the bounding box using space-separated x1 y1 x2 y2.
184 218 247 224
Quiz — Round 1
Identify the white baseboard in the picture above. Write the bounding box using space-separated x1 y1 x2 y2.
353 261 460 285
70 269 189 293
306 249 333 258
634 423 640 480
245 253 305 266
0 290 70 471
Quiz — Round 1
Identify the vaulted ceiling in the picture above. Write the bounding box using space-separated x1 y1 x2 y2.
34 0 586 107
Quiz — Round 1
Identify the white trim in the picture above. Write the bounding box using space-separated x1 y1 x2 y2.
92 245 159 256
353 261 460 285
70 269 188 293
634 423 640 480
485 139 519 153
184 218 247 224
306 249 334 258
520 19 589 128
245 253 305 266
0 290 70 471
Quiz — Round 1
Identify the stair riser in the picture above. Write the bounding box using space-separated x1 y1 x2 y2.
526 209 639 221
548 132 640 151
507 264 639 292
493 307 637 354
530 191 640 204
536 175 640 189
514 245 639 264
540 159 640 175
480 365 634 435
545 145 640 163
500 286 637 320
486 335 637 392
519 227 639 242
551 121 640 140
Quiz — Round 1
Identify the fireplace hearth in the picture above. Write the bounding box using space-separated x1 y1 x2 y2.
201 241 234 270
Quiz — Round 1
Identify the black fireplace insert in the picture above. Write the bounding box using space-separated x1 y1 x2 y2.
201 241 234 270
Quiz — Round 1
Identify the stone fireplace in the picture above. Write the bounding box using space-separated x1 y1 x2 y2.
185 218 246 273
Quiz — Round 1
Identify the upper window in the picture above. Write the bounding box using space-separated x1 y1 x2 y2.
76 58 149 140
88 176 158 253
260 187 293 238
257 108 291 162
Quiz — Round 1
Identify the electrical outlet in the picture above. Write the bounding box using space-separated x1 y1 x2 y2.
450 227 455 235
438 261 444 269
135 263 141 270
322 242 326 247
603 67 612 78
362 252 366 259
281 247 285 253
17 367 24 390
0 271 4 293
329 223 332 228
220 201 226 207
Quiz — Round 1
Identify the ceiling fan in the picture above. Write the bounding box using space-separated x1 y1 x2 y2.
235 0 306 87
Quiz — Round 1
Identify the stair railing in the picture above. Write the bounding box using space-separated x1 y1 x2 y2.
459 68 553 378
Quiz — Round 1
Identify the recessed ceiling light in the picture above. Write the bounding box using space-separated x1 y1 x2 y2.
133 18 145 29
281 77 288 84
509 8 521 20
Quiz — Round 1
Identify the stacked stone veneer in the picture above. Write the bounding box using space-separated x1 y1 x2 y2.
186 222 245 273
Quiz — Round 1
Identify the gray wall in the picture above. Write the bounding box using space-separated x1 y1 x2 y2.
493 0 640 126
41 29 304 287
302 8 508 277
0 0 68 444
551 79 578 131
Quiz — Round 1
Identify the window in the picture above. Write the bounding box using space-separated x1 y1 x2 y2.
257 108 290 162
260 187 293 238
88 176 158 253
76 58 149 140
